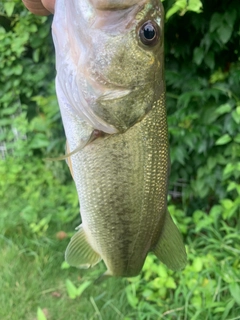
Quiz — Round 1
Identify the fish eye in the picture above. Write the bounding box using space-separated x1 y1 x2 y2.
139 21 160 46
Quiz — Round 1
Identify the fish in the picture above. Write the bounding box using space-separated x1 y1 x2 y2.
51 0 187 277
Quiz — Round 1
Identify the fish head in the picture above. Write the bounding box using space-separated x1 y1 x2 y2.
52 0 165 133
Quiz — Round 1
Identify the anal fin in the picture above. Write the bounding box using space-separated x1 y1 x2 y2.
65 226 102 268
152 210 187 271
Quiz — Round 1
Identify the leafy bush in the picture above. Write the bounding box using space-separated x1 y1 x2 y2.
164 0 240 213
0 1 60 155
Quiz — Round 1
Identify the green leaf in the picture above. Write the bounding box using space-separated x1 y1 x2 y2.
61 261 70 269
156 264 168 278
65 279 78 299
33 48 40 63
165 277 177 289
232 110 240 124
166 0 203 18
221 299 236 319
125 285 139 308
217 23 233 44
223 163 235 177
204 51 215 69
227 181 239 192
234 133 240 143
215 134 232 145
229 283 240 305
29 133 49 149
209 205 222 219
193 47 204 65
65 279 91 299
37 308 47 320
215 103 232 116
4 2 15 17
1 104 19 116
220 198 234 210
76 281 92 296
210 69 227 84
187 0 202 13
191 295 202 308
214 306 225 313
207 157 217 170
210 13 222 32
171 146 186 165
224 10 237 28
166 0 187 20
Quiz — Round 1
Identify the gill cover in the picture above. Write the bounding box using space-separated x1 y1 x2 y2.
52 0 164 134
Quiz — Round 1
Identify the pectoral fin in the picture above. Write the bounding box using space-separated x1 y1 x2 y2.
44 133 94 162
65 226 101 268
152 211 187 271
65 141 74 179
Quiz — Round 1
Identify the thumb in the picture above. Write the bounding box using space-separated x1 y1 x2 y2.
22 0 55 16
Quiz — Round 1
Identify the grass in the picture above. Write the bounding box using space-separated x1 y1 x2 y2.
0 160 240 320
1 219 240 320
0 231 131 320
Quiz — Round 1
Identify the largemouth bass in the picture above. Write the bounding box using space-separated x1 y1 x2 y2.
51 0 187 277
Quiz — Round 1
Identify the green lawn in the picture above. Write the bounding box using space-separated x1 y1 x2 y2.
0 231 131 320
0 157 239 320
1 207 240 320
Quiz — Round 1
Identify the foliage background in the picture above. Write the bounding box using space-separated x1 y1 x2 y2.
0 0 239 319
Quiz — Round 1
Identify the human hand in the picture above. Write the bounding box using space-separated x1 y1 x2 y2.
22 0 55 15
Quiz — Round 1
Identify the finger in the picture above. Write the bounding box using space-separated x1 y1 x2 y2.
42 0 55 13
22 0 52 15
